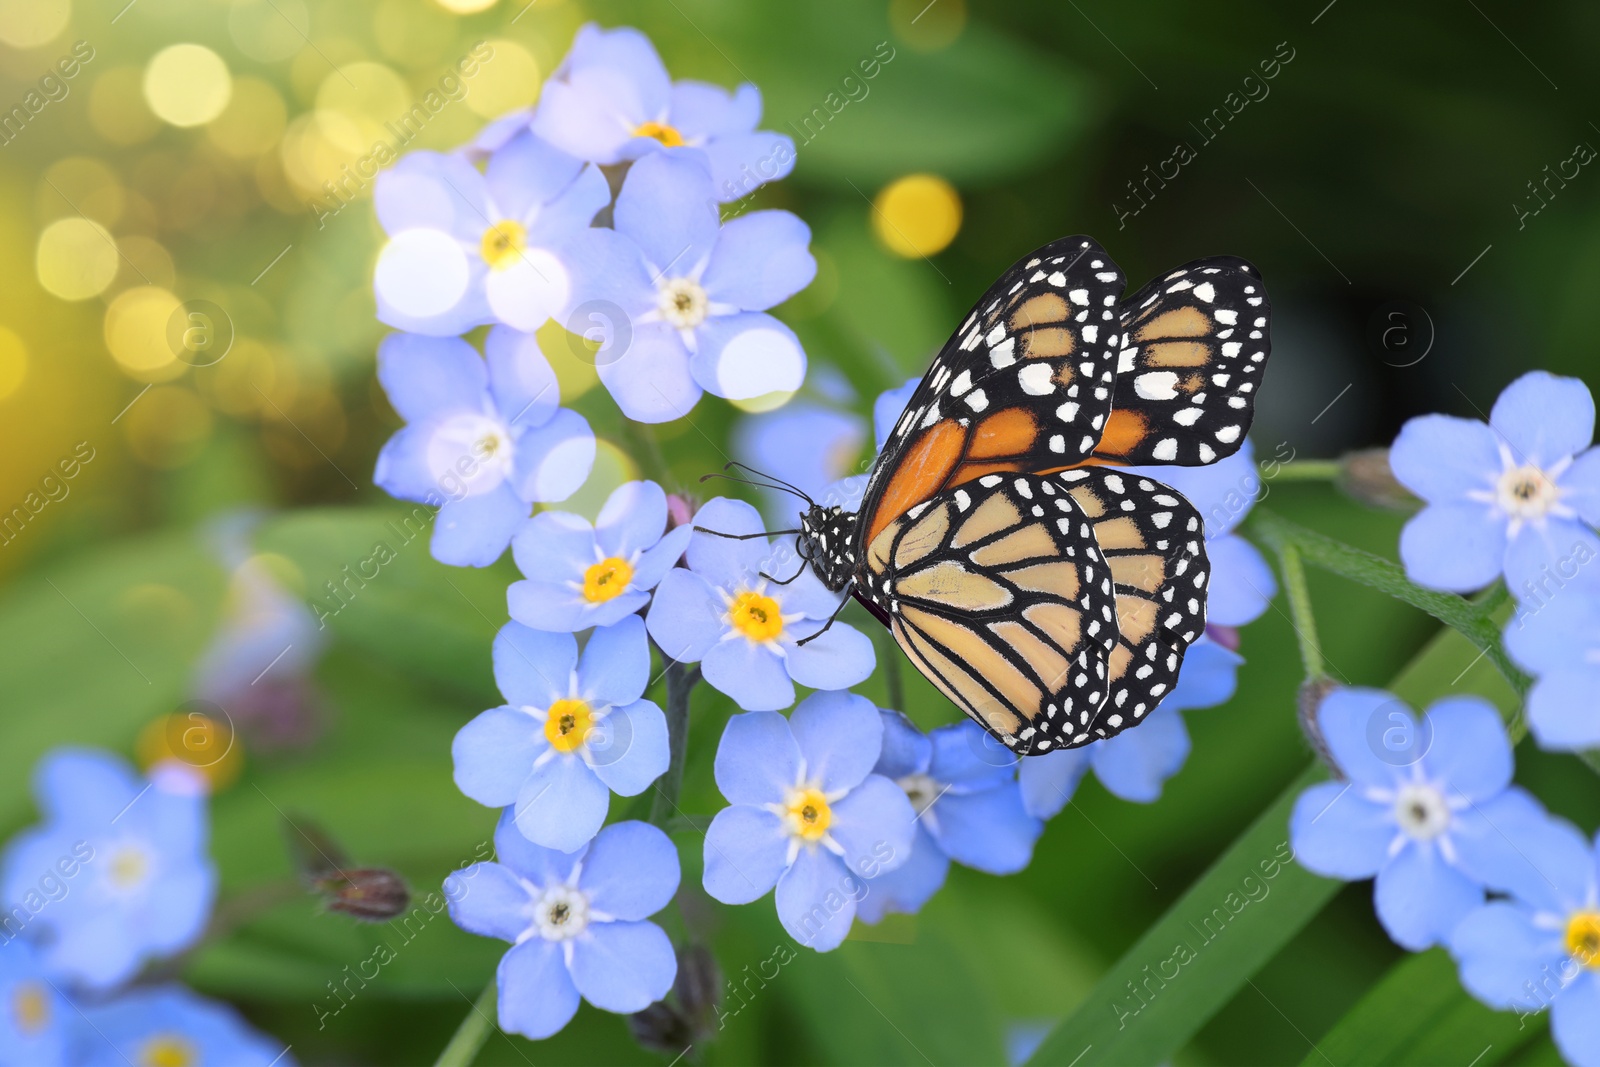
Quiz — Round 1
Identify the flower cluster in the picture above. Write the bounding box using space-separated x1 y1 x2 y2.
0 749 290 1065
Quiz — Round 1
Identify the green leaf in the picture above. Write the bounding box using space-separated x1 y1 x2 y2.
1304 949 1546 1066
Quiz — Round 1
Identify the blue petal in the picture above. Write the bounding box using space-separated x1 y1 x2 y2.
645 569 726 663
1418 696 1511 801
827 774 917 877
713 710 801 806
1399 502 1506 593
929 783 1041 874
1505 579 1600 672
594 481 667 560
1551 974 1600 1067
32 748 141 824
1017 748 1092 820
485 131 587 220
703 805 789 904
1289 781 1392 880
497 939 580 1040
578 822 680 921
373 427 440 502
508 579 641 633
1525 667 1600 751
142 862 216 956
510 509 594 577
631 525 693 591
873 709 933 779
685 497 768 582
1503 518 1600 598
374 151 487 236
1166 639 1244 712
689 311 807 401
1127 440 1259 537
1389 414 1501 503
1374 842 1483 950
510 407 595 503
1450 787 1571 899
927 721 1017 788
776 847 857 952
783 621 875 693
1489 371 1596 469
453 706 543 808
613 152 719 278
1091 706 1190 802
733 403 867 519
669 80 760 139
42 910 141 990
701 211 816 312
855 823 949 924
376 333 487 424
526 163 612 246
562 225 657 315
768 554 843 619
702 637 795 711
1205 534 1276 627
431 485 526 567
1449 902 1564 1010
1317 688 1410 788
569 919 677 1013
789 690 883 794
874 378 920 451
484 326 560 431
444 862 529 942
578 615 650 708
514 756 609 853
587 699 669 797
492 807 580 888
493 623 574 708
1561 447 1600 527
597 320 702 423
703 131 797 201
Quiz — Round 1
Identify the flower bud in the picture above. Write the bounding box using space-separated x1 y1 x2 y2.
316 867 412 922
628 943 722 1055
1338 449 1417 511
1297 677 1342 774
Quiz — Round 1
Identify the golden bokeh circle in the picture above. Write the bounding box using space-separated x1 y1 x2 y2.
434 0 499 12
104 286 184 379
144 44 233 128
89 67 160 145
36 218 119 301
465 39 539 119
0 0 70 49
0 328 28 402
871 174 963 258
207 77 288 158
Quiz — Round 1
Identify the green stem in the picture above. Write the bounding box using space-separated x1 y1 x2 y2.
435 980 497 1067
650 659 699 828
623 419 674 490
1247 507 1529 696
1271 459 1342 481
1275 541 1326 680
880 629 905 711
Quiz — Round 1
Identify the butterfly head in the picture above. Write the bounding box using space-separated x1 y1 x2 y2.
798 504 858 593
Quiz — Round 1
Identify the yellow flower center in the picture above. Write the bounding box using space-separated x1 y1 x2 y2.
633 120 685 147
728 591 783 643
582 557 634 603
109 845 150 889
480 220 527 270
12 981 48 1035
1567 910 1600 968
784 786 833 843
544 698 594 754
140 1035 196 1067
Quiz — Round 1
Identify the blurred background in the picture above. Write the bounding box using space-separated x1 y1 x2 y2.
1 0 1597 1062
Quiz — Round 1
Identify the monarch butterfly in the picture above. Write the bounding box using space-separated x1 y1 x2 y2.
792 235 1272 755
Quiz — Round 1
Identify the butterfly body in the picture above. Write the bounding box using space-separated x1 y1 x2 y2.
795 235 1270 754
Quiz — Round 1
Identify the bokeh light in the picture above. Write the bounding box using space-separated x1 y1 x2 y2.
88 67 161 145
434 0 499 12
871 174 963 258
464 39 539 118
889 0 968 51
315 62 410 154
36 218 120 301
0 328 28 402
143 44 234 129
0 0 69 49
38 158 124 229
228 0 312 63
207 77 288 159
103 286 184 380
136 711 243 791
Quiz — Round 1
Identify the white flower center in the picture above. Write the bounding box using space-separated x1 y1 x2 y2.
530 884 590 941
426 413 515 498
105 841 154 894
1495 462 1561 521
897 773 940 817
1393 783 1450 840
657 277 709 329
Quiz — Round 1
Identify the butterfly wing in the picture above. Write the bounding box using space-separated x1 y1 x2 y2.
856 472 1119 753
1089 256 1270 467
859 236 1127 550
1054 468 1209 740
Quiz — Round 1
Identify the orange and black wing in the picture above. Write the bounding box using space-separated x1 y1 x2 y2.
856 472 1119 754
1088 256 1270 467
1054 468 1209 739
859 235 1127 550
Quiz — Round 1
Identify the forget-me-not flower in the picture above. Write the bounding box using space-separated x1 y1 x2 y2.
508 480 692 632
373 133 610 335
374 331 595 568
702 692 916 951
446 813 680 1041
531 23 796 202
453 616 668 853
0 750 215 992
1289 689 1544 950
646 497 874 711
855 713 1042 924
1504 574 1600 751
1390 371 1600 596
1449 817 1600 1067
564 152 815 422
0 941 67 1067
77 985 292 1067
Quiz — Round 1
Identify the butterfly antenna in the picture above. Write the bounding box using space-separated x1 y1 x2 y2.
724 461 817 507
691 526 801 541
697 471 812 502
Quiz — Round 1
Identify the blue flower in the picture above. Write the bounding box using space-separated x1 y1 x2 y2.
508 480 693 632
732 400 868 524
1020 703 1194 814
1448 818 1600 1067
0 941 68 1066
0 750 215 991
646 498 874 710
373 133 610 335
453 616 668 853
1504 576 1600 751
76 985 292 1067
446 814 679 1041
530 23 796 203
565 152 815 422
374 331 595 568
1390 371 1600 595
701 692 916 951
1288 689 1544 950
855 712 1043 924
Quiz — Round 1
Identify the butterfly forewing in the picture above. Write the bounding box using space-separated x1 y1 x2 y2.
856 472 1119 753
1054 469 1210 740
1091 256 1269 467
861 236 1127 549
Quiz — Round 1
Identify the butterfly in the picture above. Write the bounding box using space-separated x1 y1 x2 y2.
795 235 1271 755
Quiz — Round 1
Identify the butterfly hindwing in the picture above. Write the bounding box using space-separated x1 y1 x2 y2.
1090 256 1269 467
856 472 1119 753
861 236 1127 548
1054 469 1210 740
